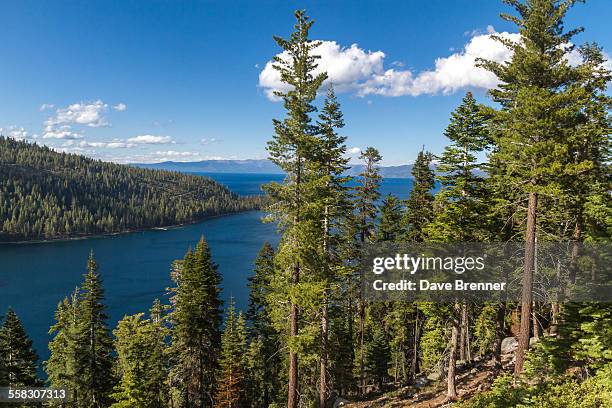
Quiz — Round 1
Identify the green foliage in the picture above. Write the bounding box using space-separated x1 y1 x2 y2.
0 137 263 241
364 325 390 391
355 147 383 244
244 336 268 408
427 91 491 242
46 290 83 404
462 363 612 408
0 308 40 388
534 303 612 373
418 312 447 374
473 303 498 357
377 194 404 242
402 150 435 242
215 300 247 407
111 312 168 408
246 242 283 405
168 236 223 407
45 253 114 408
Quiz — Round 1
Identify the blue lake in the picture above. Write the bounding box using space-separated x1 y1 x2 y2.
0 173 413 365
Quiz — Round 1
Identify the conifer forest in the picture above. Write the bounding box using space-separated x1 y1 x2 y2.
0 0 610 407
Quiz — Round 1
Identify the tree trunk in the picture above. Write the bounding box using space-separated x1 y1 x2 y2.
493 302 506 368
410 305 420 383
532 302 540 340
359 297 365 396
459 303 468 361
319 204 330 408
447 314 459 400
288 287 299 408
319 299 328 408
514 192 537 376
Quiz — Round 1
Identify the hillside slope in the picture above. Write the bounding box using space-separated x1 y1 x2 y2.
0 137 262 241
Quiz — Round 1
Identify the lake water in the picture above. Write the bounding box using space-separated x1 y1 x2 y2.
0 173 413 365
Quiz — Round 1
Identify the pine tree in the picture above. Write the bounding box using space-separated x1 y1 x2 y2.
169 236 223 407
244 336 267 408
315 84 350 407
80 251 115 407
478 0 594 375
215 300 247 407
0 330 5 387
354 146 382 395
377 194 404 242
0 308 40 387
263 9 327 407
427 91 491 241
402 150 435 242
364 325 390 392
425 92 492 397
46 289 84 404
246 242 282 405
111 312 168 408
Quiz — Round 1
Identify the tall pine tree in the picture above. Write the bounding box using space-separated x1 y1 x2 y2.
169 236 223 407
246 242 282 405
315 84 350 406
478 0 593 375
263 9 327 407
354 146 382 395
80 251 115 408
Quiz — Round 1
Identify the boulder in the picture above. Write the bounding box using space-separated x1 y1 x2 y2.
415 376 430 388
501 336 518 354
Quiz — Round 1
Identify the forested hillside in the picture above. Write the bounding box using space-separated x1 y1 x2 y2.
0 137 263 241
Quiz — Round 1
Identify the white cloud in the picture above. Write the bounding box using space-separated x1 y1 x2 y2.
39 103 55 111
201 137 219 145
1 126 30 140
68 139 135 149
262 29 605 98
107 141 135 149
359 30 521 97
127 135 173 144
42 125 83 139
347 147 361 155
113 103 127 112
46 100 110 128
152 150 201 162
155 150 200 157
259 41 385 100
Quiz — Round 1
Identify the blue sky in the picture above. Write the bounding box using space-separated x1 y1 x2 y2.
1 0 610 165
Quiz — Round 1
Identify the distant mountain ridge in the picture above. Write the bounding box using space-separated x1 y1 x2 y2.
135 159 419 178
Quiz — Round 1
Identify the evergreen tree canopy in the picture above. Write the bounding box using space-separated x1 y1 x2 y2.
169 236 223 407
402 150 435 242
0 308 40 387
111 313 168 408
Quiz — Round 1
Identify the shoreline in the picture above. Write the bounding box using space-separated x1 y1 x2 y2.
0 209 261 245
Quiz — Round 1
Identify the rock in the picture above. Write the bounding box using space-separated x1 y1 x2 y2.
415 376 430 388
530 337 539 346
333 398 349 407
501 336 518 354
427 371 441 381
470 368 478 375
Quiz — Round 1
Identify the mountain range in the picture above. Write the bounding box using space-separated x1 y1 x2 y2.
134 159 418 178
